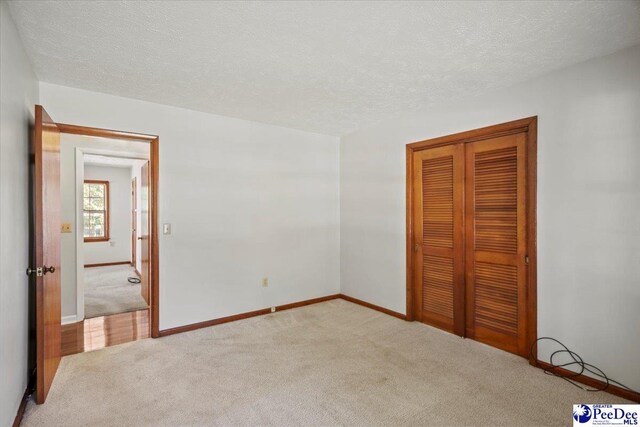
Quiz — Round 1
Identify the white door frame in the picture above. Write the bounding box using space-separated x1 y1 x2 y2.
73 147 149 322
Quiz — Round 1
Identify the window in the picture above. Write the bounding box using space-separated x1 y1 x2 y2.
83 180 109 242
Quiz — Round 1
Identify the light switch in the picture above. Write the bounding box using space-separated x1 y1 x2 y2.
163 223 171 235
61 223 72 233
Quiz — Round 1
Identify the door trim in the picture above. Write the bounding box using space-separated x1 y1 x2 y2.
57 123 161 338
406 116 537 363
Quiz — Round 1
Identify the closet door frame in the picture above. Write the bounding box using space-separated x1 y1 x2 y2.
406 116 537 363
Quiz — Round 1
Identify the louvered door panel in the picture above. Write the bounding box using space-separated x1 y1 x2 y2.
475 262 518 336
422 156 453 248
412 144 464 334
465 133 528 356
423 255 454 319
475 146 518 254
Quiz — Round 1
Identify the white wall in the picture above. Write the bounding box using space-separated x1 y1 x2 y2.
59 134 149 320
0 3 39 426
83 164 133 265
41 83 341 331
340 45 640 390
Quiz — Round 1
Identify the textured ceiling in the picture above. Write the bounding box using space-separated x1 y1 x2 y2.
8 1 640 136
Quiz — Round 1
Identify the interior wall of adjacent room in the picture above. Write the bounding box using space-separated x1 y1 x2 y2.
340 45 640 390
59 134 149 321
0 3 39 426
84 164 133 265
40 83 341 331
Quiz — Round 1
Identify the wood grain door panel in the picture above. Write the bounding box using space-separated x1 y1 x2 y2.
34 105 62 403
465 133 528 356
412 144 465 335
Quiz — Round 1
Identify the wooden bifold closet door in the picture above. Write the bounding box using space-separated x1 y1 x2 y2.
409 118 535 358
412 144 465 335
464 133 528 356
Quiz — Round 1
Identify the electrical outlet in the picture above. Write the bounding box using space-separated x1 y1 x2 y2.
262 277 268 287
271 307 276 313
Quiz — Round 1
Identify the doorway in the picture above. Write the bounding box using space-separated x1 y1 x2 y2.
31 105 160 403
59 124 159 337
406 117 537 360
80 154 149 319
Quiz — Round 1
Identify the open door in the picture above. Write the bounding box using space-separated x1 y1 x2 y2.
131 177 137 267
32 105 62 403
140 162 150 304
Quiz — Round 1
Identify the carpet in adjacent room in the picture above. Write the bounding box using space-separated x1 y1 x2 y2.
84 264 148 318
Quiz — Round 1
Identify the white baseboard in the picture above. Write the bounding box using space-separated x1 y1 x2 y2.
61 314 80 325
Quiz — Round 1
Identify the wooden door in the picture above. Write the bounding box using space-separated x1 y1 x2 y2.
33 105 62 403
412 144 465 335
465 133 528 356
140 162 150 304
407 117 536 359
131 177 137 266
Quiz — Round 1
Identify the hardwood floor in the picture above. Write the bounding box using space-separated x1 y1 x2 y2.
61 309 149 356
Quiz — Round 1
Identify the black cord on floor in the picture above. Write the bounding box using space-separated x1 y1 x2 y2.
530 337 638 394
127 277 141 284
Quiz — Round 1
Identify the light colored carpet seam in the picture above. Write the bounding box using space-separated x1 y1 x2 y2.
23 299 630 426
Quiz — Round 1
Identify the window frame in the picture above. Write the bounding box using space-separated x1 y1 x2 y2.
83 179 110 242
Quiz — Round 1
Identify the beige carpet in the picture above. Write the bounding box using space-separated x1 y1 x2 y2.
23 299 629 426
84 265 148 318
